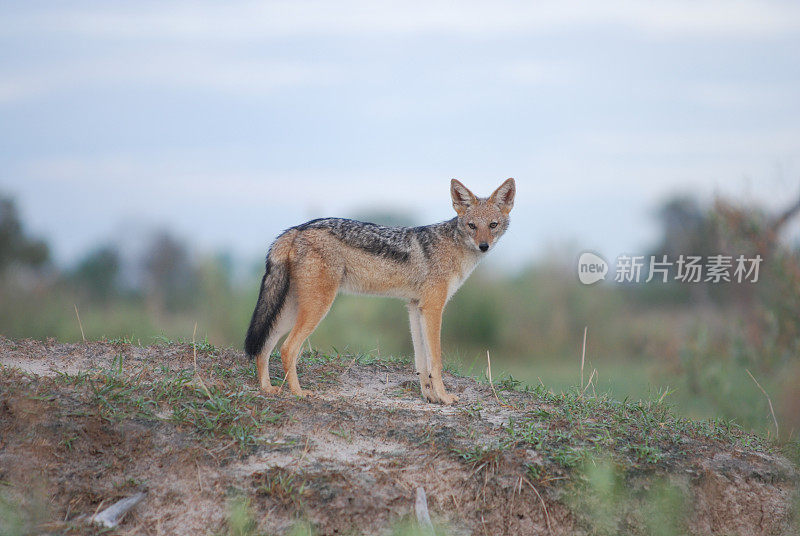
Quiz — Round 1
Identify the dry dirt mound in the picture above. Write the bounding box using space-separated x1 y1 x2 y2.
0 336 797 535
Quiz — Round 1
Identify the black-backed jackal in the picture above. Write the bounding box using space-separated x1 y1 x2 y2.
245 178 515 404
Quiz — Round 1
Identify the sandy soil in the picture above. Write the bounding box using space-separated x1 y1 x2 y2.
0 336 797 535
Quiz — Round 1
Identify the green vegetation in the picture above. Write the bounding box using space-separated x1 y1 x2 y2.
254 468 308 508
218 496 445 536
568 458 688 536
1 191 800 446
40 359 283 454
451 381 768 478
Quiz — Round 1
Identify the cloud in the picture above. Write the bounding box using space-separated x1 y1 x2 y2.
2 1 797 105
0 52 341 104
499 60 576 86
682 82 799 110
578 128 800 159
2 1 799 42
18 154 449 210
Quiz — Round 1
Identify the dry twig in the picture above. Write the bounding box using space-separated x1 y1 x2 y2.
522 476 552 534
74 304 86 343
192 323 212 400
486 350 514 409
581 326 587 388
746 368 779 439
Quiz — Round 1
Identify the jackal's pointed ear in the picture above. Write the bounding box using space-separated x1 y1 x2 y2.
489 178 516 214
451 179 477 215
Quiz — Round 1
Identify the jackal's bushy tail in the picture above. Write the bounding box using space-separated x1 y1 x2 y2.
244 240 291 358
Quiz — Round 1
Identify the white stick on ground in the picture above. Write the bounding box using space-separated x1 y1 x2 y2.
91 492 146 529
415 487 434 532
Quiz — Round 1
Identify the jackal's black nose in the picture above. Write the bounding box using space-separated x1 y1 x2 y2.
479 242 489 252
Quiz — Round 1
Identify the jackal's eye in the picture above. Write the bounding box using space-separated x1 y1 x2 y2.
489 221 498 229
467 222 476 230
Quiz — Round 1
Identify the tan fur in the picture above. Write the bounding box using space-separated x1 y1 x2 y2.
254 178 515 404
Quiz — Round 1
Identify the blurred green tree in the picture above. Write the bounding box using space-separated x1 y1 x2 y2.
0 196 49 275
141 231 197 313
69 245 120 302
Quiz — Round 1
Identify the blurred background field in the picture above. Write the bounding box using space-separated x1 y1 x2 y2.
1 1 800 447
2 190 800 444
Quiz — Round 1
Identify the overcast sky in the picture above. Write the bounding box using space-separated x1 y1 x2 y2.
2 1 799 269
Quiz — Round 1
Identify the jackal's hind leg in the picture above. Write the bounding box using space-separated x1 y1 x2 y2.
408 303 435 402
256 298 297 395
279 263 338 397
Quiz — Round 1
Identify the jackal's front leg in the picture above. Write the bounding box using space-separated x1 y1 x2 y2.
419 299 459 405
408 303 435 402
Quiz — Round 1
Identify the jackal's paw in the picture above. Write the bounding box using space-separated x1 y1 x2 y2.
424 391 459 405
437 392 459 405
290 388 313 398
259 383 281 395
421 382 435 401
